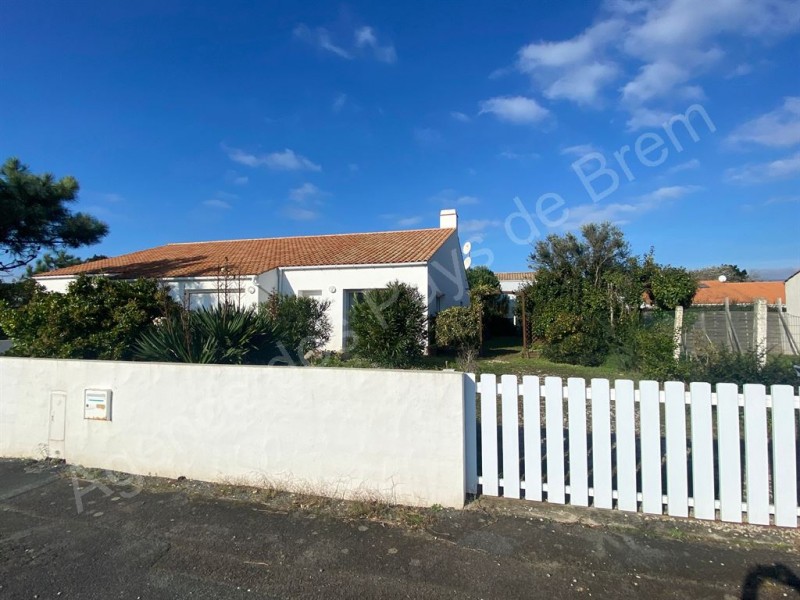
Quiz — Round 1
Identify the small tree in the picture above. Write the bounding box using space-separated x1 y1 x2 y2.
262 292 332 359
0 275 175 359
348 281 427 368
0 158 108 273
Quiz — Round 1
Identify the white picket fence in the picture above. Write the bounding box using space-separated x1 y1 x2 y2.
464 375 800 528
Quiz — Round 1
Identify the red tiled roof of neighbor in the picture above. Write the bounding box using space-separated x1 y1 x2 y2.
693 280 786 305
38 228 457 279
496 272 535 281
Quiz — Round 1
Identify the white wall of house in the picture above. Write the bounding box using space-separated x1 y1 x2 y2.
0 357 467 508
427 232 470 315
32 276 74 294
786 271 800 316
279 264 430 351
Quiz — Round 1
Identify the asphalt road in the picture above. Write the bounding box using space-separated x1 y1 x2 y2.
0 458 798 599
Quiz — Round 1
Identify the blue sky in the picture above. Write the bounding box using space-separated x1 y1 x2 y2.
1 0 799 278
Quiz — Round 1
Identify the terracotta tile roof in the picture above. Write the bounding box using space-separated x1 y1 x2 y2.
693 280 786 305
496 271 535 281
38 228 457 279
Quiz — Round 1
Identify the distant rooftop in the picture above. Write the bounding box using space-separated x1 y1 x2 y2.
496 271 535 282
693 279 785 305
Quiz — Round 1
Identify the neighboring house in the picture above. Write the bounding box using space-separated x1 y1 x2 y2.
496 272 535 323
786 270 800 316
35 209 470 351
692 279 786 307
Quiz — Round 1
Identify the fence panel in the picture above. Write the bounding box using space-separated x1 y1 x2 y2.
743 384 769 525
522 376 542 501
615 380 638 512
544 377 566 504
471 374 800 528
590 378 612 510
640 381 663 515
479 374 498 496
665 381 689 518
771 385 798 527
689 382 715 520
567 378 589 507
501 375 520 499
717 383 743 523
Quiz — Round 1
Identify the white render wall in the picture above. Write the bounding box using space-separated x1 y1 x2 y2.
0 358 467 508
427 232 470 313
787 271 800 316
280 264 430 350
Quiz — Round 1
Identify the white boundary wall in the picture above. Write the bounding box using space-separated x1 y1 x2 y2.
0 358 467 508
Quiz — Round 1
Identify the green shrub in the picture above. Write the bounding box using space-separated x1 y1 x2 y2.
685 348 799 387
135 304 277 364
0 275 175 360
348 280 427 368
262 292 332 360
618 313 690 381
434 305 481 354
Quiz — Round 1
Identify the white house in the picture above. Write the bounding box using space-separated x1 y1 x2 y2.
35 210 470 351
786 270 800 316
496 271 535 324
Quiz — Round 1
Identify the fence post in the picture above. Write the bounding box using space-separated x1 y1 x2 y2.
754 299 767 365
673 305 684 359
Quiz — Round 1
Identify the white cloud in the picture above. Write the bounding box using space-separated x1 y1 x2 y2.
725 152 800 183
413 127 443 145
516 20 623 105
625 107 674 130
561 144 600 157
498 150 540 161
507 0 800 125
225 170 249 186
459 219 502 234
451 111 471 123
478 96 550 124
223 145 321 172
666 158 701 174
430 188 480 206
560 184 701 229
728 97 800 148
203 198 232 210
544 62 620 105
332 93 347 113
397 216 423 227
638 185 703 202
294 23 396 63
621 61 691 105
284 206 319 220
293 24 352 59
289 182 322 202
354 26 397 63
518 19 622 69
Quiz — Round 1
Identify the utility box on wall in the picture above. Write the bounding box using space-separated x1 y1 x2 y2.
84 389 112 421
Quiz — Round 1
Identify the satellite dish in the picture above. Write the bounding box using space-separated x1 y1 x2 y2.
718 275 727 283
462 241 472 255
463 256 472 269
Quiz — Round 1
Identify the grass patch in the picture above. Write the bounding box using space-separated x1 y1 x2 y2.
423 336 643 380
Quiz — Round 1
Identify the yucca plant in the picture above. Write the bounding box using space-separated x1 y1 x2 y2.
135 304 277 364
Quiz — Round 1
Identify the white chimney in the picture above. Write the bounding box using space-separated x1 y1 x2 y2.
440 208 457 229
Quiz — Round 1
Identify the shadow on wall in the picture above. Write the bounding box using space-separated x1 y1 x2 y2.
740 563 800 599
